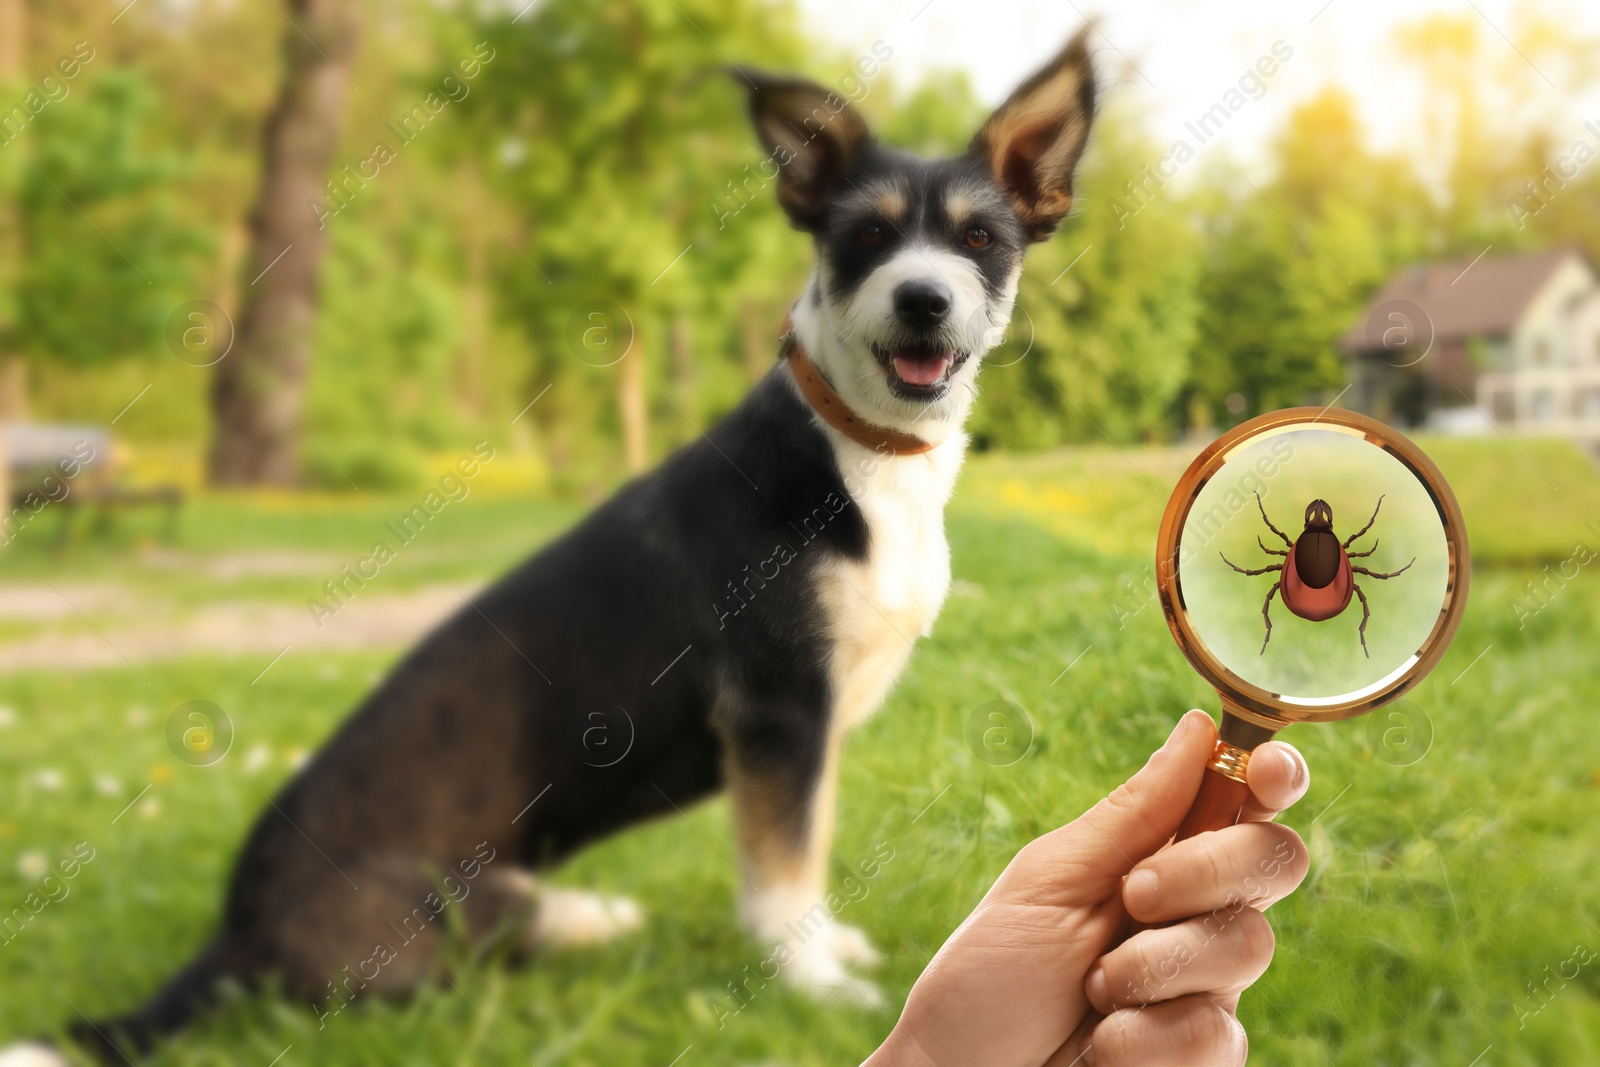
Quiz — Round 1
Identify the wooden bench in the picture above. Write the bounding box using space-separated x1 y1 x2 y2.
2 424 183 545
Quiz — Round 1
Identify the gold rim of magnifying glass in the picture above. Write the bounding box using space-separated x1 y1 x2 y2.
1155 407 1471 731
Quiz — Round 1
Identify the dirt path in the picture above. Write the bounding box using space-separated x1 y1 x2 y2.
0 581 482 673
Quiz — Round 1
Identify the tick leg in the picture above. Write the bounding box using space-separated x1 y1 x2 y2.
1220 551 1284 577
1260 583 1279 654
1353 557 1415 580
1257 535 1288 557
1254 492 1294 547
1353 582 1371 658
1342 495 1386 549
1347 538 1379 559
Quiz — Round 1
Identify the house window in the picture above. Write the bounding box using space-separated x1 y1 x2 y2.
1532 339 1550 365
1584 389 1600 420
1530 389 1556 421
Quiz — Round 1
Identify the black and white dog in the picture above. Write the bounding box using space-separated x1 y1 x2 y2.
2 28 1096 1065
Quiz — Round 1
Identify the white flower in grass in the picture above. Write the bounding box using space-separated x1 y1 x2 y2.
17 852 46 879
319 663 341 680
285 747 309 772
243 744 272 774
139 796 161 820
34 769 63 791
126 706 149 728
95 775 121 797
0 706 15 728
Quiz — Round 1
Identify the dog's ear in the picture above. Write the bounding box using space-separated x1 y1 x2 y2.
968 27 1097 242
731 68 871 230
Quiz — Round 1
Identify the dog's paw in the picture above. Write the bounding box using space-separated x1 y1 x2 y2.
781 936 887 1009
822 920 883 968
533 887 645 948
0 1044 70 1067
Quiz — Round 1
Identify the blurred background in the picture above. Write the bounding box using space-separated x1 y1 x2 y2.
0 0 1598 1063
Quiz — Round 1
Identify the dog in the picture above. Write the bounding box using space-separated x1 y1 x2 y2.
0 27 1096 1065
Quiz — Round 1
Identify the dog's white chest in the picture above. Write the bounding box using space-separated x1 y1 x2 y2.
821 438 964 731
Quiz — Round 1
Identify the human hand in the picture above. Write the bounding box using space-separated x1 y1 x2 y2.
864 709 1311 1067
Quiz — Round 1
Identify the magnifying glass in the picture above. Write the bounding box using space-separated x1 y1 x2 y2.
1156 407 1470 841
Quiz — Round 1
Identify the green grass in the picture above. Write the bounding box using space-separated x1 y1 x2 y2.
1 438 1598 1065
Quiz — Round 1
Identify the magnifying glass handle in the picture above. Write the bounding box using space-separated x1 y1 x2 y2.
1173 753 1254 841
1130 715 1281 935
1172 711 1281 843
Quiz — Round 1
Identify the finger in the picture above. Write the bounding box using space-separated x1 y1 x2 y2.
1083 996 1247 1067
1121 822 1308 923
1042 1011 1103 1066
1001 711 1216 907
1084 907 1274 1014
1239 740 1309 822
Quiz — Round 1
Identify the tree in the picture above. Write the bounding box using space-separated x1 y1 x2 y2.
462 0 816 478
18 73 206 366
207 0 358 486
0 0 25 420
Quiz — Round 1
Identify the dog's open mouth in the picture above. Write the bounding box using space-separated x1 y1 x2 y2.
872 343 966 399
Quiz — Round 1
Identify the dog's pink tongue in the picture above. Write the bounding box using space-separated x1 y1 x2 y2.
893 350 951 386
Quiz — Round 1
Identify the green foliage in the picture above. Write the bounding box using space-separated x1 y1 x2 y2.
7 0 1600 467
458 0 819 459
301 438 429 493
13 70 208 365
309 218 465 452
870 69 988 157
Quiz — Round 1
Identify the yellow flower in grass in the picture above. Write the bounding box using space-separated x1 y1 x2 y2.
243 744 272 774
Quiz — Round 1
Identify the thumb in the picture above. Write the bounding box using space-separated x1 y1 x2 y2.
1004 710 1216 907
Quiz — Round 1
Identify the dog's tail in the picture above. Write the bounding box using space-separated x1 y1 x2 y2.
0 938 236 1066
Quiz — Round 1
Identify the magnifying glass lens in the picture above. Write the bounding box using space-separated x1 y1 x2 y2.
1180 426 1451 703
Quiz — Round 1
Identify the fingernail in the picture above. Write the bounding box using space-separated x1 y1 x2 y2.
1278 746 1308 791
1125 867 1160 916
1084 963 1108 1012
1167 709 1209 746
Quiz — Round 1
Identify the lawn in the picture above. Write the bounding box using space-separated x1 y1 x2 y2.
0 438 1597 1066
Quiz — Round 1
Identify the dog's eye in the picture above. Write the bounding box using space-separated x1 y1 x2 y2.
964 227 992 250
857 225 883 245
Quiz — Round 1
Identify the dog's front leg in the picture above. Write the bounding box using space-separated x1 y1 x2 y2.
725 717 883 1005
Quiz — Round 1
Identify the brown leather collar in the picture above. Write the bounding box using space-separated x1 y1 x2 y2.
781 312 936 456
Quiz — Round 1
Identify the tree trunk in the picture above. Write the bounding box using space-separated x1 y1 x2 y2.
619 329 647 475
0 0 26 424
455 167 487 420
0 0 20 80
206 0 357 486
741 296 773 383
670 309 695 430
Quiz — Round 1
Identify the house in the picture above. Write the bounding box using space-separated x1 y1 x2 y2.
1340 247 1600 442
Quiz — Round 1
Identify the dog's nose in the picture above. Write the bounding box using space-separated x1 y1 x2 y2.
893 280 952 328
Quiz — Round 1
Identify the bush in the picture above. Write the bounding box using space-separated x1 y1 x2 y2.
300 440 428 492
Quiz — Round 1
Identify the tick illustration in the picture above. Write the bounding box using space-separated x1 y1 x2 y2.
1221 494 1415 657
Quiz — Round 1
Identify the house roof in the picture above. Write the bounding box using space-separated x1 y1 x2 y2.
1340 247 1586 353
